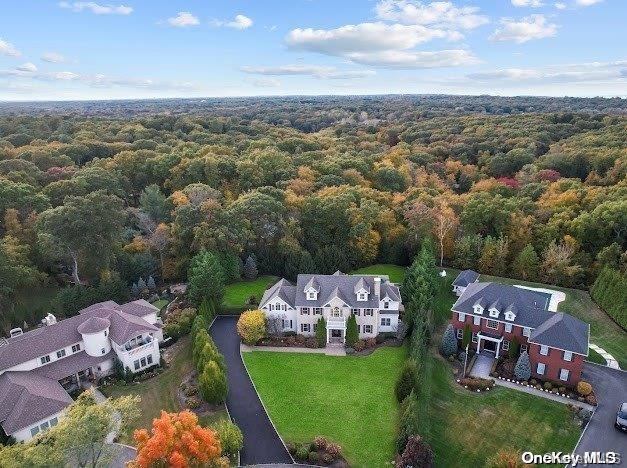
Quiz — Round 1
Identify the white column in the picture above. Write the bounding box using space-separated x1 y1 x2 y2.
476 335 482 353
496 340 501 359
326 327 329 344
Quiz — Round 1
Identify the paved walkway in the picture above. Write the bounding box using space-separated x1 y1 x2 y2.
469 353 494 378
589 343 620 369
241 343 346 356
210 316 293 466
493 378 594 410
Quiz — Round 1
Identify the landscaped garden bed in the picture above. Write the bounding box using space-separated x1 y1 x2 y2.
288 437 348 467
258 332 321 348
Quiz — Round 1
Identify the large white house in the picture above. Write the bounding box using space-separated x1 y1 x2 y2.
0 299 163 442
259 272 403 344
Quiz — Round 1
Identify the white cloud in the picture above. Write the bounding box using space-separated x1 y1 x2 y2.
0 39 21 57
347 49 480 68
240 64 375 79
41 52 69 63
213 14 253 30
511 0 544 6
59 2 133 15
16 62 37 72
249 78 281 88
554 2 567 9
375 1 488 29
576 0 603 5
489 15 557 43
167 12 200 27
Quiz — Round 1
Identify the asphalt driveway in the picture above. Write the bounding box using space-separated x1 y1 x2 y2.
572 363 627 466
210 316 293 466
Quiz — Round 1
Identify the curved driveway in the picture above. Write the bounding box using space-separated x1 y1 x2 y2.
210 316 293 466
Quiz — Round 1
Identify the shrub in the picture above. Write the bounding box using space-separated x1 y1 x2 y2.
237 309 267 345
163 307 196 338
326 443 342 458
486 449 525 468
295 445 310 460
308 451 319 463
212 420 243 456
543 381 553 390
591 267 627 330
396 435 434 468
185 396 201 409
353 340 365 351
440 324 458 357
315 317 327 347
365 337 377 348
313 436 328 451
459 377 494 391
585 394 598 406
198 361 228 404
198 341 226 373
396 392 420 453
345 314 358 347
190 315 207 339
395 359 419 403
577 380 593 396
514 351 531 381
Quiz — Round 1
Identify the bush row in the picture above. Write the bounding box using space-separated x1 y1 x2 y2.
591 267 627 330
191 317 228 405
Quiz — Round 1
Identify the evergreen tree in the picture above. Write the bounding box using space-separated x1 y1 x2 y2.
395 359 419 403
461 323 472 350
131 282 139 297
513 244 540 281
345 314 358 347
198 298 216 323
508 336 520 359
147 275 156 291
298 250 316 274
191 315 207 339
243 255 258 280
199 361 228 404
396 391 420 454
137 277 147 291
440 324 458 357
219 251 242 282
315 317 327 347
188 251 226 307
514 351 531 381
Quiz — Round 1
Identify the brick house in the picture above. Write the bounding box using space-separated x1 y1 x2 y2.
450 279 589 386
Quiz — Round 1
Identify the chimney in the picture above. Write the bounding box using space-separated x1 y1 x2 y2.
9 328 23 338
374 277 381 298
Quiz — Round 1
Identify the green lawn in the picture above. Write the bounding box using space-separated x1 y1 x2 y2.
479 273 627 369
416 353 582 467
351 264 407 284
151 299 169 311
100 336 228 444
222 275 278 310
243 347 407 467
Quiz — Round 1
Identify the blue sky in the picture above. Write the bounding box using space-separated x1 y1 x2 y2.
0 0 625 100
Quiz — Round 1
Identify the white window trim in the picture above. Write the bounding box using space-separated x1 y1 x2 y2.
489 308 499 318
559 369 570 381
540 345 549 356
456 328 463 339
486 319 499 330
471 332 478 343
458 312 466 322
502 340 509 351
474 305 484 315
473 315 481 326
504 323 512 333
523 327 531 337
563 351 573 362
537 362 546 375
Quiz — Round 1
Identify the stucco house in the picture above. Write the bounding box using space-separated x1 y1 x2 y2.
259 271 403 344
0 299 163 442
450 282 589 385
452 270 480 296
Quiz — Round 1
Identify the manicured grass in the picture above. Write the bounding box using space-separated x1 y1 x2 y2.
100 336 228 444
416 353 582 467
243 347 407 467
479 273 627 369
222 275 278 309
351 264 407 284
151 299 169 311
586 347 607 365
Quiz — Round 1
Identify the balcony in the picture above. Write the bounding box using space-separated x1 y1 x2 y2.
119 336 156 356
327 316 346 328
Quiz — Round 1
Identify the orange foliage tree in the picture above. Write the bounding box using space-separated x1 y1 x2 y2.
129 410 227 468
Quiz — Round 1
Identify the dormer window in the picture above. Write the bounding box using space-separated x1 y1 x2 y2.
306 290 317 300
358 293 367 301
505 311 516 321
474 305 484 314
489 308 499 318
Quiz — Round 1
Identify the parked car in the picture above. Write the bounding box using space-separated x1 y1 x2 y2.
616 403 627 432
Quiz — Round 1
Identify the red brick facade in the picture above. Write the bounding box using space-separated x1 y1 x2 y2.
451 311 584 386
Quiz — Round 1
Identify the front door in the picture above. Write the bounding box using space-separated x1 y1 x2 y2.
483 340 496 353
331 329 342 338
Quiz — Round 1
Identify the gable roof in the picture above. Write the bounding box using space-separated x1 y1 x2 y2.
259 279 296 309
0 372 72 433
529 312 589 356
453 270 480 287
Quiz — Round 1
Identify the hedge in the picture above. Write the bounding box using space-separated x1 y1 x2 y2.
591 267 627 330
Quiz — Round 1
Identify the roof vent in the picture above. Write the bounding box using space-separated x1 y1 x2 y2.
9 327 23 337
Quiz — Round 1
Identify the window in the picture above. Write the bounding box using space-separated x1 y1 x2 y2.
381 317 391 326
351 308 360 315
101 348 106 354
50 417 58 427
456 328 463 339
134 360 140 370
384 302 389 309
489 308 499 318
71 344 81 353
537 363 546 375
559 369 570 381
269 304 274 311
486 320 498 329
147 355 153 365
540 345 549 356
31 426 40 437
474 305 484 314
523 327 531 337
358 293 366 300
502 340 509 351
301 308 310 315
313 308 322 315
104 330 108 336
357 325 361 333
505 312 516 321
504 323 512 333
473 315 481 326
364 325 372 333
364 309 373 316
40 355 51 364
307 292 316 300
458 312 466 322
56 349 66 359
301 323 311 333
520 344 528 353
563 351 573 362
40 421 49 430
140 357 146 367
472 333 478 343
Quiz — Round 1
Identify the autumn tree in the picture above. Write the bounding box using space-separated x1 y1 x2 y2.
130 410 227 468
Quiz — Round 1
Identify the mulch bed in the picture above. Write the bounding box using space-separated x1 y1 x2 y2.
177 370 225 418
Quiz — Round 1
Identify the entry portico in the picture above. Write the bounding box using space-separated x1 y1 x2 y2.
476 331 503 358
326 306 346 344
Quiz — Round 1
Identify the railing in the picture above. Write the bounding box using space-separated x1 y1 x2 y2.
119 338 156 356
327 316 346 327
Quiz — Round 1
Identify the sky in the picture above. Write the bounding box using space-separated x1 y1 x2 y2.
0 0 625 101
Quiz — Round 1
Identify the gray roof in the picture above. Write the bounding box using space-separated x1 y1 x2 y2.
529 313 589 356
118 299 159 317
453 282 589 354
0 301 157 372
260 273 401 309
77 317 110 334
453 270 480 287
0 371 72 433
34 350 113 380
